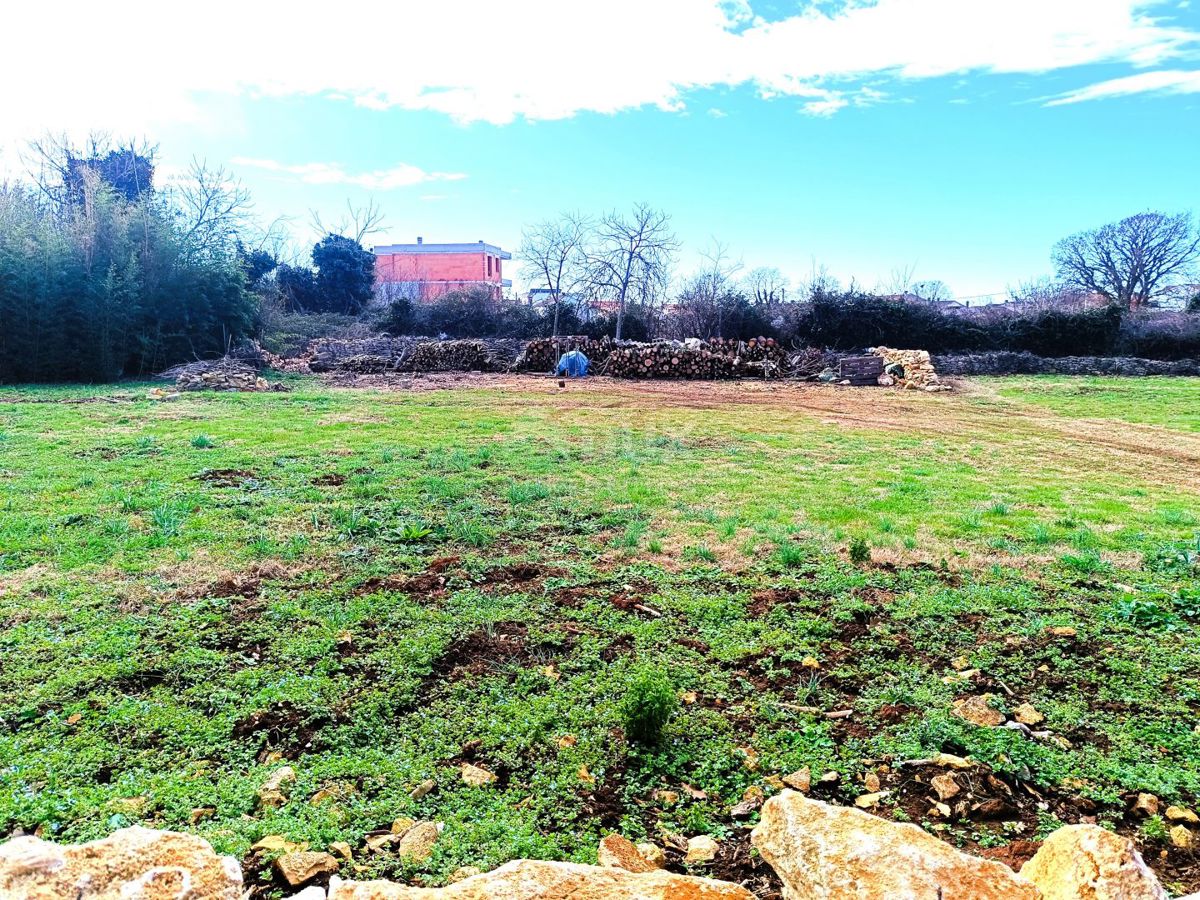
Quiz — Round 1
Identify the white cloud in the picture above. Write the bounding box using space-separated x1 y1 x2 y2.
0 0 1196 144
1041 68 1200 104
230 158 466 190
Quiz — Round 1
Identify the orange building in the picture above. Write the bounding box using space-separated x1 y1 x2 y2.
373 238 511 301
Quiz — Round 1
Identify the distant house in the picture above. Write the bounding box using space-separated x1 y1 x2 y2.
373 238 511 302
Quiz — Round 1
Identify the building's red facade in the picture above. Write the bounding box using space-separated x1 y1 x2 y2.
373 239 511 301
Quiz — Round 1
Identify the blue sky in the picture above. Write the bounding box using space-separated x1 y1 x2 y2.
3 0 1199 298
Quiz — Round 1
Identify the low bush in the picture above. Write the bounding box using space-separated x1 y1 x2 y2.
619 665 678 745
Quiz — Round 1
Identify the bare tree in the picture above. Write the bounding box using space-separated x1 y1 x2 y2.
674 241 743 338
799 258 839 301
879 263 917 296
1053 211 1200 309
742 266 789 304
520 211 592 337
911 279 951 302
309 198 386 244
584 204 679 339
174 160 253 259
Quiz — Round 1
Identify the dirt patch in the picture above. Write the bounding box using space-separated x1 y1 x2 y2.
176 561 291 602
312 473 347 487
430 621 533 681
480 562 554 588
232 700 333 759
703 831 784 900
355 557 462 599
193 468 259 488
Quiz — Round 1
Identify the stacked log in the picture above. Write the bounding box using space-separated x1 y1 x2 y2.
403 339 526 373
518 337 614 372
305 337 423 373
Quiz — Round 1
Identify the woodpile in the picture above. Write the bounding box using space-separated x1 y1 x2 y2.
292 337 527 375
161 360 287 392
870 347 949 391
304 337 422 373
519 336 787 379
518 337 614 372
405 339 527 373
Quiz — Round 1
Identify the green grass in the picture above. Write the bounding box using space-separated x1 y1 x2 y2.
0 376 1198 895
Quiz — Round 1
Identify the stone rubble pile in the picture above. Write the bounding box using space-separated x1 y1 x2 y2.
159 359 288 392
870 346 950 391
3 793 1194 900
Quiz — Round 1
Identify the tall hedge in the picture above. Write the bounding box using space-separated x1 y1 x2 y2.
793 291 1124 356
0 179 256 383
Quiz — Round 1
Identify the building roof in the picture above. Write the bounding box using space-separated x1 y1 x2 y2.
373 240 511 260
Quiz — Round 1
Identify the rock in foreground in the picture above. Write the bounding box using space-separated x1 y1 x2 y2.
1020 824 1167 900
328 859 755 900
0 826 242 899
752 790 1039 900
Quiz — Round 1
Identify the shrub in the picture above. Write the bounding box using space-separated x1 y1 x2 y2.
619 666 678 745
789 290 1123 356
1117 311 1200 360
849 536 871 564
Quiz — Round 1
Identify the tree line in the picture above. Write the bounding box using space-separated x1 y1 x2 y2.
2 133 1198 383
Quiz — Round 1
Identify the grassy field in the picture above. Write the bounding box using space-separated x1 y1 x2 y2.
1 374 1198 895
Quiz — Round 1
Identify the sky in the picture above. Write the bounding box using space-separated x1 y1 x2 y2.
2 0 1199 299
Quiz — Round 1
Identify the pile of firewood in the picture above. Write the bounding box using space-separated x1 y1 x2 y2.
404 339 526 373
304 337 422 373
518 336 788 379
161 359 287 392
518 337 614 372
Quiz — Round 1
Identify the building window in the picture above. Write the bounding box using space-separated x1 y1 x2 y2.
487 256 492 277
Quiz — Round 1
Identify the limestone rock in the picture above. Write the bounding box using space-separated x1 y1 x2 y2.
410 779 436 800
751 791 1038 900
951 695 1005 727
259 765 297 808
930 773 960 801
1020 824 1166 900
0 826 242 899
1133 793 1159 818
1166 805 1199 824
1012 703 1045 725
684 836 719 865
460 763 497 787
598 834 655 873
449 866 482 883
287 888 328 900
636 843 667 869
781 767 811 792
396 822 441 863
326 859 754 900
276 851 339 888
1169 825 1193 849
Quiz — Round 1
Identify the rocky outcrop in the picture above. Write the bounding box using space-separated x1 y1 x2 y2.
0 826 242 899
752 791 1039 900
1019 824 1167 900
0 802 1182 900
326 859 755 900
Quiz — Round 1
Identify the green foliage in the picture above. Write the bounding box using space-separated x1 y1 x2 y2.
619 666 678 745
0 175 255 383
849 536 871 565
190 434 215 449
311 234 376 315
795 289 1122 356
1110 598 1179 631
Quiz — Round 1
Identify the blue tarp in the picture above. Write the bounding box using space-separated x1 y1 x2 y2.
556 350 589 377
